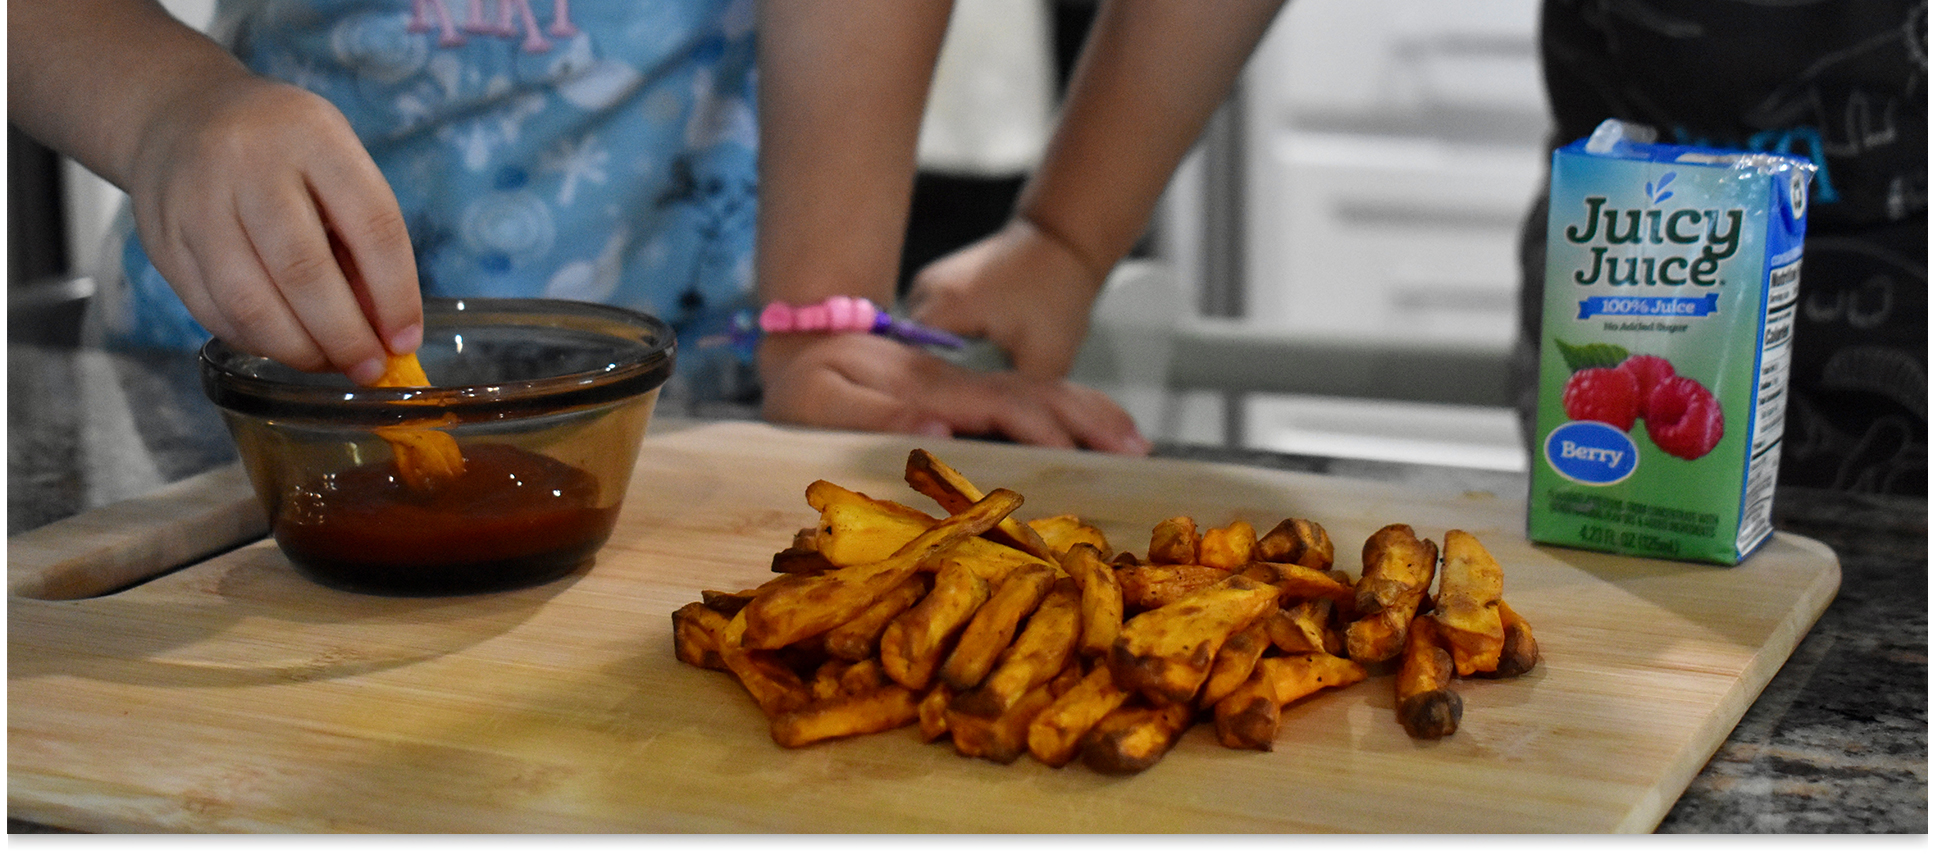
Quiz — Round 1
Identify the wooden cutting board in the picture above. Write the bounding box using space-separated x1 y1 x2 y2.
8 420 1839 833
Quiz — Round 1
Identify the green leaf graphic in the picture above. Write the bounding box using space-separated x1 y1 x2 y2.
1554 339 1629 371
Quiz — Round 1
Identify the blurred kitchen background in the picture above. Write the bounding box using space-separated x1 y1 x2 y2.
10 0 1548 474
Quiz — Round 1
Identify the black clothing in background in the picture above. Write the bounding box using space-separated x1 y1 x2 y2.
1519 0 1927 496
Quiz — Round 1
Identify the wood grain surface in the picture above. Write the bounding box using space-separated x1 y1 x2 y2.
6 421 1840 833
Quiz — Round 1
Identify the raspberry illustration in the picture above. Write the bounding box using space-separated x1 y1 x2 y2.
1645 376 1724 460
1561 366 1641 431
1618 354 1676 403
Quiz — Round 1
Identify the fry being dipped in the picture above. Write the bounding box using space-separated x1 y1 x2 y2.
370 352 465 493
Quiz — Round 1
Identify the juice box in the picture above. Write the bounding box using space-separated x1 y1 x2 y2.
1528 121 1815 565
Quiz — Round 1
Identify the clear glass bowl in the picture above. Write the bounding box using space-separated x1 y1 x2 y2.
201 298 675 596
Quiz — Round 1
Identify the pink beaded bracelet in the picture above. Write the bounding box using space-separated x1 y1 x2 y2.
758 297 966 348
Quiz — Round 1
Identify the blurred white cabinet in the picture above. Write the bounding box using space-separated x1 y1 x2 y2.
1237 0 1548 349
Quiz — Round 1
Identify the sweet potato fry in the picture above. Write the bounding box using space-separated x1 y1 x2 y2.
946 682 1058 764
879 560 992 690
741 488 1023 650
1236 561 1356 606
953 579 1082 716
1116 563 1229 609
823 575 930 661
918 685 953 742
372 415 466 495
1433 529 1506 676
1263 599 1336 655
1027 665 1132 767
940 563 1057 691
672 602 728 671
1345 524 1439 664
1212 653 1368 751
1199 617 1272 706
839 658 889 695
1108 574 1281 704
810 659 853 701
805 480 945 566
1474 600 1541 679
770 685 921 748
1061 543 1123 658
1029 514 1112 560
707 612 813 717
1079 700 1195 774
905 449 1058 561
699 587 759 616
1199 520 1259 570
1147 516 1200 565
370 353 467 494
1047 661 1085 698
1395 615 1463 740
1258 518 1334 570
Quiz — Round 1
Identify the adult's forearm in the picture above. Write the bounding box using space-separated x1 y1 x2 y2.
754 0 955 307
1018 0 1289 279
7 0 251 190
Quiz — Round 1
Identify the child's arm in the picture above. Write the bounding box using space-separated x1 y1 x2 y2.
751 0 1149 453
907 0 1290 381
8 0 422 383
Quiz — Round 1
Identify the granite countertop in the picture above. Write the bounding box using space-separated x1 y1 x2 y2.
7 337 1927 834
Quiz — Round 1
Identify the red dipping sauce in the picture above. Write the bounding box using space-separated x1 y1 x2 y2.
272 442 617 595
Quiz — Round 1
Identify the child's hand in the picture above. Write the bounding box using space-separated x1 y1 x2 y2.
124 75 422 383
757 331 1151 455
902 218 1107 381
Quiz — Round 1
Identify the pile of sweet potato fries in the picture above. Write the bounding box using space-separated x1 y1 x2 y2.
672 449 1538 773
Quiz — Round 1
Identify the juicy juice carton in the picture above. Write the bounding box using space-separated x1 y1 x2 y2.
1529 121 1815 565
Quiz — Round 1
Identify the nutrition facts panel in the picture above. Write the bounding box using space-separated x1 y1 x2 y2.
1738 258 1801 555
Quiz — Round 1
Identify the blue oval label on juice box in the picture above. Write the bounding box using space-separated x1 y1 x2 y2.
1544 421 1639 485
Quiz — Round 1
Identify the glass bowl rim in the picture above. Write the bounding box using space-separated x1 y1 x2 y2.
200 297 676 423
